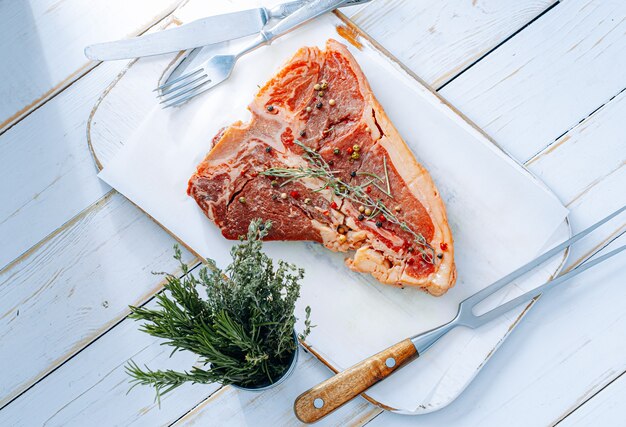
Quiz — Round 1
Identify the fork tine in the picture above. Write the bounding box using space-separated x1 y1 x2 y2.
159 77 211 104
461 204 626 308
159 73 208 97
154 68 204 92
474 244 626 325
162 80 217 108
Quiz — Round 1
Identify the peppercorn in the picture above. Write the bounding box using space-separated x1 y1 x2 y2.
337 225 347 234
259 223 265 230
306 106 312 112
270 180 278 187
299 130 306 137
407 247 414 253
338 234 347 243
437 253 444 259
333 148 340 155
358 214 365 221
265 146 272 153
364 208 372 216
350 171 356 177
358 205 365 213
272 194 278 200
353 144 360 152
318 91 325 97
351 152 360 160
280 192 287 199
365 126 371 133
376 221 383 227
328 160 334 166
314 83 321 91
329 99 336 106
304 198 311 205
394 205 402 212
321 82 328 90
266 105 274 111
238 197 246 204
316 102 323 109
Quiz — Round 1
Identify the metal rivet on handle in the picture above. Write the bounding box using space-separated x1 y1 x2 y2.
385 357 396 368
313 398 324 409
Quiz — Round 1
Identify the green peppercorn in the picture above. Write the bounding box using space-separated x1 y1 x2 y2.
239 197 246 204
351 152 360 160
333 148 340 155
265 146 272 153
350 171 356 177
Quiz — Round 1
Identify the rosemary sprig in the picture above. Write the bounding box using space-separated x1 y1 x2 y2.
126 220 312 402
260 141 435 263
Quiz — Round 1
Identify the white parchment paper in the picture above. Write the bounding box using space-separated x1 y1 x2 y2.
98 11 568 413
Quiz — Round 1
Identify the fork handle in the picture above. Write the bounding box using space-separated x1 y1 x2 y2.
293 339 418 424
262 0 349 42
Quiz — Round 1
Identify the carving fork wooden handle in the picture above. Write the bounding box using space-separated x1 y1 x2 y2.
293 339 418 423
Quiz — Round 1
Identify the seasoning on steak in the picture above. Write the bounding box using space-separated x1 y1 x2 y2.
187 39 456 296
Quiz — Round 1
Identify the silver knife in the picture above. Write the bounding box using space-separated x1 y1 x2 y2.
84 0 370 61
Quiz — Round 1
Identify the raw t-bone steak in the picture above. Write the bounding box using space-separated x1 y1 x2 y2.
188 39 456 296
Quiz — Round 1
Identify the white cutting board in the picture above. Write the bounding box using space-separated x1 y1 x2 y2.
90 0 570 414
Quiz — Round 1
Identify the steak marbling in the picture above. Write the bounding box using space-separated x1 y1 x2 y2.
188 40 456 296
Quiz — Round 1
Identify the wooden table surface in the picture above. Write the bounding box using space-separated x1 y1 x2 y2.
1 1 625 426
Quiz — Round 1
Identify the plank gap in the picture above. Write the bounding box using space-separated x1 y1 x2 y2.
436 0 561 91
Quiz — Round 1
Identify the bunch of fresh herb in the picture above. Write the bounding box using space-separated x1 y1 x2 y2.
126 219 312 400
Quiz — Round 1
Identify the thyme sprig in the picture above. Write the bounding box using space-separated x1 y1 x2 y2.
260 141 435 263
126 220 312 402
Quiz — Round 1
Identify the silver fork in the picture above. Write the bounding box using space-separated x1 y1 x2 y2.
156 0 349 108
294 205 626 423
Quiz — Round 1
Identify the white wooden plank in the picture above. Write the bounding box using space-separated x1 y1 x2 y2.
0 294 220 427
527 88 626 205
558 373 626 427
351 0 556 88
439 0 626 161
527 89 626 270
0 61 131 270
173 350 380 427
0 0 179 131
0 192 195 407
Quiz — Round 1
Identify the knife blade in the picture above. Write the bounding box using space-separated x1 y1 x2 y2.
159 0 370 89
85 0 370 61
